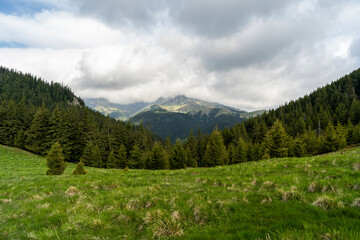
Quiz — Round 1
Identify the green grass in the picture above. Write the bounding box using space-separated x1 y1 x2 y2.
1 145 360 239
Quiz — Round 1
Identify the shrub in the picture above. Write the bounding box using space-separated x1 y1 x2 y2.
46 142 66 175
72 161 88 175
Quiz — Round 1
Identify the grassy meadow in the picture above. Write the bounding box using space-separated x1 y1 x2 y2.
1 144 360 239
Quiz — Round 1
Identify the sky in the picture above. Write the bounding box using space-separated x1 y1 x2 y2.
0 0 360 111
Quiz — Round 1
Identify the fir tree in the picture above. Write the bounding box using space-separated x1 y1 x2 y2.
294 138 305 157
129 144 143 169
146 142 167 170
204 129 227 167
319 122 340 153
185 131 198 167
118 144 128 169
227 143 236 165
82 141 95 166
106 150 117 169
93 145 103 168
265 119 288 158
235 138 247 163
170 139 187 169
72 160 88 175
46 142 66 175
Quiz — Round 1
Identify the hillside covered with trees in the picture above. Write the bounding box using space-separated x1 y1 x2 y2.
1 66 360 171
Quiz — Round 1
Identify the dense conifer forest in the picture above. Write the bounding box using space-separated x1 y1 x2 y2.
1 66 360 170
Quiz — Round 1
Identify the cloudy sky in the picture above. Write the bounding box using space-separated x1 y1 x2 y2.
0 0 360 111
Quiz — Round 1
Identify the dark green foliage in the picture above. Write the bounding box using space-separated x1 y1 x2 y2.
128 144 143 169
294 138 306 157
264 120 289 158
46 142 66 175
350 98 360 125
169 139 187 169
185 131 198 167
72 160 88 175
234 138 247 163
204 129 227 167
106 150 117 169
93 145 103 168
146 142 167 170
118 144 128 169
0 66 156 169
82 141 95 167
319 122 346 153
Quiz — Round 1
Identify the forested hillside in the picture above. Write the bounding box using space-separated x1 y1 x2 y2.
1 66 360 171
0 67 156 166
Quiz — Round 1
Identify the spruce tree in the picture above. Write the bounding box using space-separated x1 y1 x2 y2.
294 138 306 157
93 145 103 168
118 144 128 169
146 142 167 170
227 143 236 165
106 149 117 169
319 122 339 153
72 160 88 175
350 98 360 125
129 144 143 169
204 129 227 167
82 141 95 166
185 131 198 167
46 142 66 175
265 119 288 158
170 139 187 169
235 138 247 163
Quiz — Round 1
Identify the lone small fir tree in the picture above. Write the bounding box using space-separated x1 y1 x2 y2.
46 142 66 175
73 160 88 175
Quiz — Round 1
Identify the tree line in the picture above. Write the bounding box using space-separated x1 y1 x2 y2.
1 66 360 170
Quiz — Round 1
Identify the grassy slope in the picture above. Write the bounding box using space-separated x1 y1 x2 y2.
1 145 360 240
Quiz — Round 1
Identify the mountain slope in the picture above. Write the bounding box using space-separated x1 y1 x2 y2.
86 95 263 141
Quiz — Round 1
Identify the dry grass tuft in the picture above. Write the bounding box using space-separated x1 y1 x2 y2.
262 181 276 191
308 182 322 193
32 195 43 201
353 163 360 171
312 196 343 210
351 198 360 208
279 189 303 202
1 199 12 203
65 186 81 197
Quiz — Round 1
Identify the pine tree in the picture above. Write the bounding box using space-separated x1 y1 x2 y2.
146 142 167 170
46 142 66 175
204 129 227 167
106 149 117 169
170 139 187 169
234 138 247 163
82 141 95 166
129 144 143 169
72 160 88 175
118 144 127 169
227 143 236 165
25 106 50 155
93 145 103 168
264 119 288 158
319 122 340 153
350 98 360 125
185 131 198 167
294 138 305 157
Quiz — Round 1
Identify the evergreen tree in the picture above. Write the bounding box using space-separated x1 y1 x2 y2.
82 141 95 167
170 139 187 169
118 144 128 169
350 98 360 125
227 143 236 165
93 145 103 168
106 150 117 169
264 119 288 158
319 122 340 153
185 131 198 167
72 160 88 175
25 106 50 155
294 138 306 157
352 124 360 144
235 138 247 163
204 129 227 167
46 142 66 175
146 142 167 170
129 144 143 169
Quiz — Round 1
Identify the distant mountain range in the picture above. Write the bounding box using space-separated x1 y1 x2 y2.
85 95 265 141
